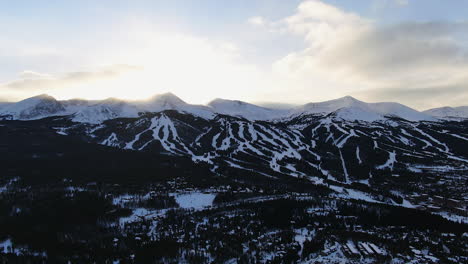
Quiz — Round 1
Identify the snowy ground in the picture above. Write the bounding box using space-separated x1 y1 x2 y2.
172 192 217 209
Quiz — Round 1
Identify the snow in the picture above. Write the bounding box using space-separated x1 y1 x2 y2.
335 106 382 122
0 238 46 256
346 241 359 254
339 150 349 183
135 114 197 159
368 243 383 255
173 192 216 209
336 129 357 148
72 99 139 124
373 140 379 149
401 199 416 208
0 93 441 123
112 194 137 206
212 133 221 149
237 122 246 141
54 127 69 135
300 242 347 263
356 146 362 164
0 177 19 193
424 106 468 119
447 133 468 141
101 133 120 147
119 208 152 226
208 98 287 121
0 94 65 120
125 130 146 150
0 93 214 123
119 208 169 227
436 211 468 223
447 155 468 163
65 186 86 193
0 238 13 254
137 93 214 119
225 160 278 179
412 125 450 153
360 242 375 255
329 185 381 204
292 96 433 122
376 151 397 170
247 124 258 141
346 189 380 203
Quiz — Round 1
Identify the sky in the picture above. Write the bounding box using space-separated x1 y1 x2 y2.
0 0 467 110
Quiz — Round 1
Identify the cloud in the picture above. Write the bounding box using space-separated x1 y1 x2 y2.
248 16 266 26
395 0 409 6
0 64 143 100
0 29 265 103
2 64 142 90
355 82 468 110
266 0 468 108
18 71 52 80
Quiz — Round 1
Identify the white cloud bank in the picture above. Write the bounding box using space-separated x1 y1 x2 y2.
259 0 468 109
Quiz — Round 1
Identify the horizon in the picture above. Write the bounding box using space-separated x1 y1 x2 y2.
1 91 465 112
1 1 468 110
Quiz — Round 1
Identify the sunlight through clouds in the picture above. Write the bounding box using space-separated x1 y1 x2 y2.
1 25 266 104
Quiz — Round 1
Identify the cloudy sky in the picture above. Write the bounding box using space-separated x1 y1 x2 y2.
1 0 467 109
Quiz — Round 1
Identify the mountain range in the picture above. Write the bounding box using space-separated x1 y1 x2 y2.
1 92 466 224
1 93 466 123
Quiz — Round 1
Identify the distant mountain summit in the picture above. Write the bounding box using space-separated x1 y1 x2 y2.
138 93 214 119
292 96 433 122
208 98 288 120
424 106 468 119
71 98 140 124
0 94 65 120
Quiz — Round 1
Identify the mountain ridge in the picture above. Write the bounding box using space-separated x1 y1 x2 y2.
0 93 464 123
424 106 468 119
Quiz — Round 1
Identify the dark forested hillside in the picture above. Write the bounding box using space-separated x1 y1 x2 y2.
1 111 467 263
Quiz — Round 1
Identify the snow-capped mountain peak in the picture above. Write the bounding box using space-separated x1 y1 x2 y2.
137 93 214 119
0 94 65 120
295 96 366 115
150 92 186 105
139 92 188 110
71 98 139 124
293 96 433 122
208 98 288 120
423 106 468 119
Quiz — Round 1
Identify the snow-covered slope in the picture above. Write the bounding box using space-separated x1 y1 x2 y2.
0 102 12 109
71 98 140 124
73 93 216 124
208 98 287 120
369 101 433 121
423 106 468 119
138 93 214 119
0 94 66 120
0 93 215 124
293 96 433 122
61 99 91 114
332 106 382 122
